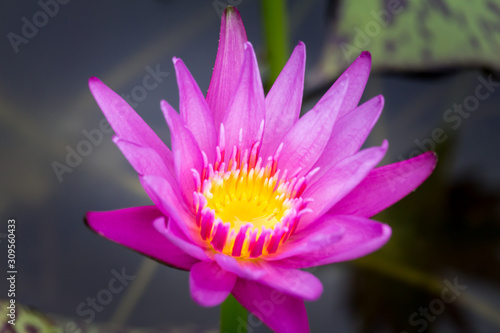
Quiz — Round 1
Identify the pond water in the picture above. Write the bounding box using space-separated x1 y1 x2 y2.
1 0 499 332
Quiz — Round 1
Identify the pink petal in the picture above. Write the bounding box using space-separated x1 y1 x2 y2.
114 138 179 208
174 58 217 162
88 77 174 176
222 42 266 152
232 279 310 333
206 6 248 131
265 217 345 261
301 141 388 227
113 137 177 184
261 42 306 158
276 74 349 176
279 215 391 268
161 100 203 206
318 51 371 118
189 261 237 307
312 95 384 179
257 264 323 301
85 206 198 270
153 217 210 262
215 255 322 300
214 254 266 280
330 151 438 217
141 175 200 245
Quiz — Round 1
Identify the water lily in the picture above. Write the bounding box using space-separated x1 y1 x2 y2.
86 7 436 333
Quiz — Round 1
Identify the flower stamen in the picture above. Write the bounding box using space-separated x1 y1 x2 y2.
192 135 314 258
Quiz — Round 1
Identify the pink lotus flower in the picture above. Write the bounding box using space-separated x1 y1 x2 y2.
86 7 436 333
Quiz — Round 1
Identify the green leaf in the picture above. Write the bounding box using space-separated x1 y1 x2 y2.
310 0 500 86
0 300 63 333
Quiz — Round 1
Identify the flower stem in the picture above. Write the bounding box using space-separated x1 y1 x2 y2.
260 0 289 88
110 258 157 326
220 294 247 333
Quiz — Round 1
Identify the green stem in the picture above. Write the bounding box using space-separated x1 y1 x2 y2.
220 294 248 333
111 258 157 326
261 0 290 88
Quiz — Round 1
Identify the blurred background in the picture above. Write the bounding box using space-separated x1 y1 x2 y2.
1 0 500 332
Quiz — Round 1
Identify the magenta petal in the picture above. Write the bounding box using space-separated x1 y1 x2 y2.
174 58 217 162
331 151 438 218
276 74 349 176
232 279 310 333
280 215 391 268
215 255 322 300
86 206 198 270
302 141 388 227
88 77 174 176
207 6 248 130
153 217 210 262
261 42 306 158
222 42 266 152
113 137 177 184
256 264 323 301
141 175 199 244
318 51 371 118
266 217 345 261
161 100 203 206
214 254 266 280
115 138 178 208
189 261 236 307
313 95 384 179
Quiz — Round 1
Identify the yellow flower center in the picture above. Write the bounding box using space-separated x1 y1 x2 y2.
205 165 290 233
192 136 313 259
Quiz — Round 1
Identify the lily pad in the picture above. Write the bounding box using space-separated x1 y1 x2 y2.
0 300 62 333
309 0 500 86
0 300 213 333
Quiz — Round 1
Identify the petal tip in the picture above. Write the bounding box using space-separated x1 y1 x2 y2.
376 94 385 105
244 41 253 50
83 211 104 237
309 280 324 301
379 223 393 245
84 211 93 226
88 76 102 90
224 5 241 18
383 223 392 237
160 99 169 109
359 51 372 60
380 139 389 151
424 150 439 170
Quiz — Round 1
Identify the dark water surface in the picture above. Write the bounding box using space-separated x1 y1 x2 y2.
1 0 499 332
